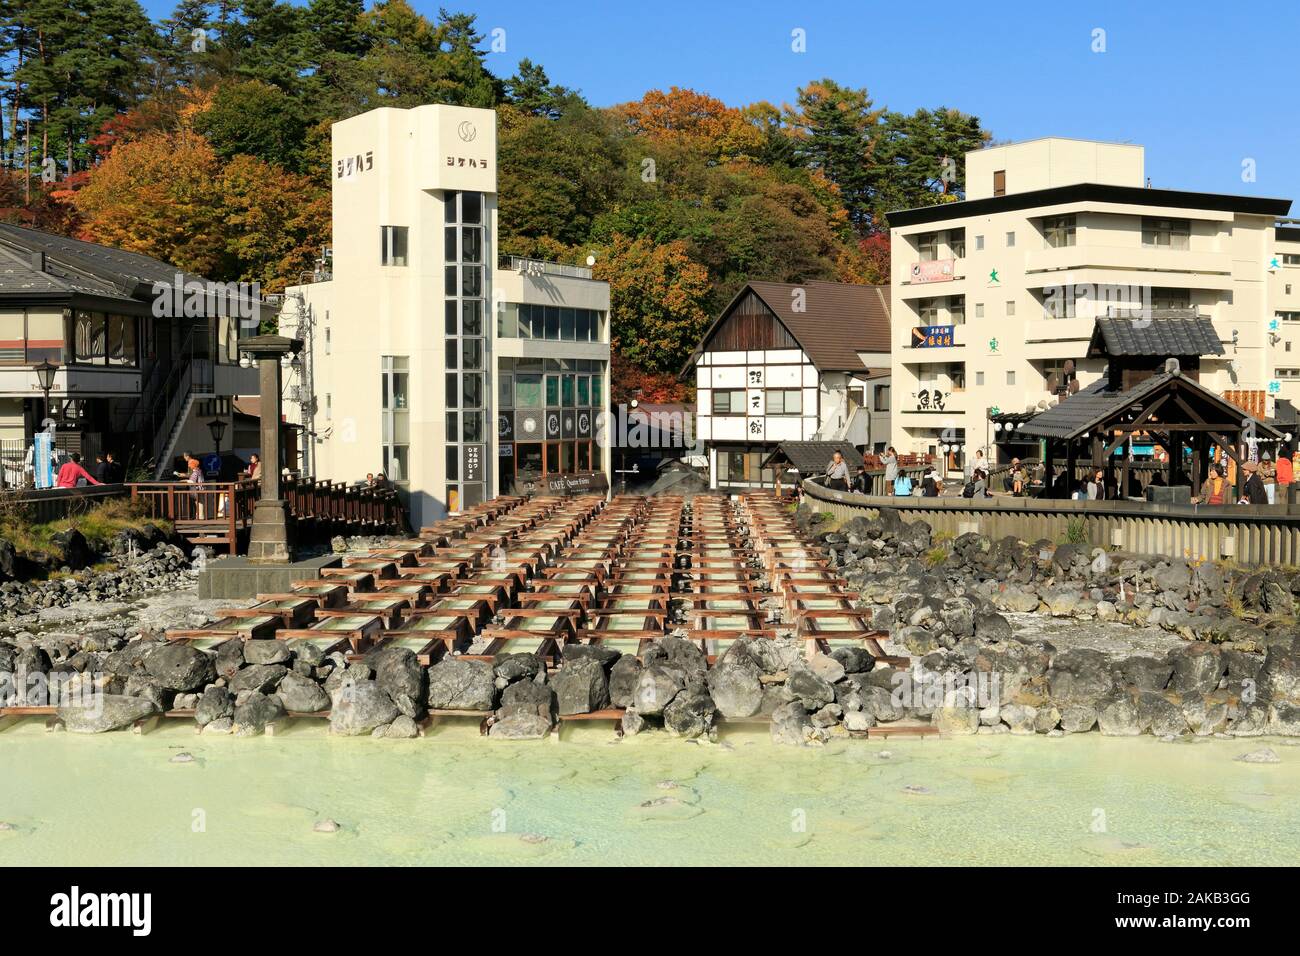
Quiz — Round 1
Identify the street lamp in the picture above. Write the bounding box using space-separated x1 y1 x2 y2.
207 417 227 468
34 359 58 424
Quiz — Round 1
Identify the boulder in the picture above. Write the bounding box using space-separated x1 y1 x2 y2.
497 680 556 723
808 653 846 684
368 645 425 717
973 611 1013 642
50 528 95 570
770 700 816 746
228 663 288 695
232 692 286 736
195 685 234 727
123 675 169 712
382 715 421 739
830 646 875 674
934 702 979 735
275 671 330 713
706 661 763 718
1000 703 1038 735
663 687 715 739
488 712 551 739
633 665 684 715
493 653 543 683
1059 702 1098 734
620 707 647 736
329 678 400 736
1097 695 1143 736
784 664 835 711
425 658 495 711
561 644 620 669
287 639 326 666
1047 649 1116 703
242 640 291 666
551 658 609 716
59 694 155 733
1120 656 1174 693
141 642 214 692
1168 644 1224 696
1267 701 1300 736
608 655 643 708
214 639 244 680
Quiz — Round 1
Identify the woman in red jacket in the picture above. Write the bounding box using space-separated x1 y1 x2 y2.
54 453 101 489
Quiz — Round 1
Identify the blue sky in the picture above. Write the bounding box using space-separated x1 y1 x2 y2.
144 0 1300 205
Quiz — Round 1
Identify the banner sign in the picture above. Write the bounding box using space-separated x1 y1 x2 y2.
542 472 609 494
912 325 954 348
910 258 955 283
33 432 54 489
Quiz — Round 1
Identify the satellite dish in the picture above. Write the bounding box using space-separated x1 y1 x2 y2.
1037 399 1049 410
586 254 597 266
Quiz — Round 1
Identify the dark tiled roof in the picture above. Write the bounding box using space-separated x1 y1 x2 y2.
1089 311 1224 358
0 245 134 301
762 440 861 474
0 222 192 290
1020 371 1280 440
744 280 891 371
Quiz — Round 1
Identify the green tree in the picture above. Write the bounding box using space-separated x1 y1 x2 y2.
504 58 581 119
194 79 308 171
784 78 884 232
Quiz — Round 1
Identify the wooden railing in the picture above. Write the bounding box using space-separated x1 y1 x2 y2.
128 476 409 554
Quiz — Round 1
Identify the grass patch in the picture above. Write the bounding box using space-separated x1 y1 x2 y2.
924 544 950 568
1057 516 1088 546
1 497 171 558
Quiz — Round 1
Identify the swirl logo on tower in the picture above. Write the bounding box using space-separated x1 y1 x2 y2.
458 121 477 143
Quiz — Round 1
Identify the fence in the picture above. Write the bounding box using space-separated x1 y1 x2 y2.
801 478 1300 566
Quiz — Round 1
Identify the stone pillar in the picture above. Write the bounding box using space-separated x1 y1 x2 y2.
239 334 302 563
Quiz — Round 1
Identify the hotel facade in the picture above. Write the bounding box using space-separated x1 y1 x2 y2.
283 105 612 527
888 138 1297 470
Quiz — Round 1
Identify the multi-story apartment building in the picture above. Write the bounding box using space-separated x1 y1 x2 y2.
684 280 891 491
888 137 1294 470
282 104 611 527
0 224 259 480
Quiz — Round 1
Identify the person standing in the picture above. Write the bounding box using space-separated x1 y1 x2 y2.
1276 449 1293 504
1260 452 1277 504
55 453 101 489
1240 461 1268 505
825 451 850 491
1198 464 1227 504
881 447 898 487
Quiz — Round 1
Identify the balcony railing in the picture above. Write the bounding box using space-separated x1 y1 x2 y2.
499 256 593 280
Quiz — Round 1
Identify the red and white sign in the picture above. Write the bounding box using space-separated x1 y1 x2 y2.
910 259 956 283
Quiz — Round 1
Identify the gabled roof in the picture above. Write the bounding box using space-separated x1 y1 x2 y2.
684 280 890 375
761 440 861 474
1019 369 1280 441
1088 310 1224 358
0 222 192 293
0 244 135 301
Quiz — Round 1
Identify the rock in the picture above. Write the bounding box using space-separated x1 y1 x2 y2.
143 642 215 692
368 645 425 717
425 658 495 711
808 653 846 684
663 687 715 738
1267 701 1300 736
551 658 609 716
169 752 194 763
656 637 707 681
1229 705 1270 737
1235 747 1281 764
1047 648 1116 702
706 661 763 718
287 639 325 666
608 655 643 708
123 675 169 711
784 664 835 711
488 712 552 739
275 671 330 712
620 707 647 736
228 663 288 695
1137 693 1188 737
329 678 400 736
313 819 341 833
1033 705 1062 734
633 664 684 715
561 643 620 669
242 640 291 665
843 709 874 732
1168 644 1224 696
973 611 1013 642
497 680 555 723
770 700 816 746
830 646 875 674
214 639 244 680
494 653 543 683
1097 695 1143 736
232 691 285 736
50 528 94 570
1121 656 1174 693
59 694 155 733
195 686 234 727
934 702 979 735
1000 703 1038 734
382 715 421 738
1059 702 1098 734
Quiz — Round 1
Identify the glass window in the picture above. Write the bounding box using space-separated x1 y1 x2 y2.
499 374 513 408
576 310 591 342
445 301 458 335
1005 231 1016 248
917 233 938 262
446 373 459 408
462 373 483 408
874 385 890 411
577 442 590 471
462 300 482 336
445 267 458 297
545 375 560 407
461 227 482 263
463 411 483 442
444 227 457 262
0 311 23 365
545 443 559 474
461 192 482 224
446 445 459 480
1142 217 1190 250
592 374 603 408
498 303 517 338
560 442 574 473
560 308 576 341
461 266 482 297
444 190 459 223
544 307 559 340
26 310 63 364
712 389 745 414
461 339 482 371
561 374 575 407
516 373 542 408
576 376 590 406
975 235 984 251
1043 215 1076 248
768 389 801 415
381 225 408 266
446 412 458 442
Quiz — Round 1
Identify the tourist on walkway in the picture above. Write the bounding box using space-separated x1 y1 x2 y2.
54 453 101 489
246 453 261 480
824 451 850 491
1277 450 1293 503
1260 452 1277 504
921 466 941 497
1087 469 1106 500
1010 458 1027 495
881 447 898 486
1198 464 1228 505
1240 461 1267 505
893 472 913 496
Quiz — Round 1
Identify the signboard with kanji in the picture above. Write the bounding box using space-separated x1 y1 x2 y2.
912 325 954 348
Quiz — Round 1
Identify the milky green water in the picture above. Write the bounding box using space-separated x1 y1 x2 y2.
1 721 1296 866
